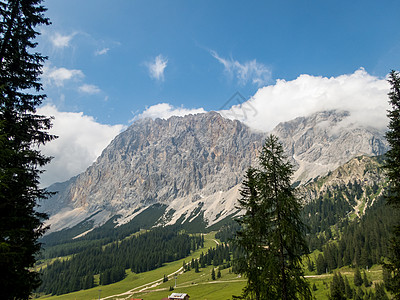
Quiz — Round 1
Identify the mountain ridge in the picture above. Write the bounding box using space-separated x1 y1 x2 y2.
41 110 388 235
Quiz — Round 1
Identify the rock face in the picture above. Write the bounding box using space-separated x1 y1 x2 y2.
272 110 387 183
42 110 389 234
43 112 263 232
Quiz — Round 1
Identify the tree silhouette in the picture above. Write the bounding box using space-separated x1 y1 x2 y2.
384 70 400 299
0 0 55 298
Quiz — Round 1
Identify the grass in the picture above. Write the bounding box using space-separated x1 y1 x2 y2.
37 232 225 300
37 232 387 300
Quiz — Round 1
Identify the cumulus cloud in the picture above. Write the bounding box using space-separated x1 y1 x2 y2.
43 65 84 87
210 50 272 86
146 55 168 81
50 32 77 48
79 84 101 94
95 48 110 56
133 103 206 121
37 105 125 187
220 68 390 132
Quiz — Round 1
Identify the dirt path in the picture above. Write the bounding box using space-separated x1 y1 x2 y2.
101 236 222 300
101 267 184 300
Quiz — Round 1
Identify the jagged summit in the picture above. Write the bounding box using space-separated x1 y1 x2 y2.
272 110 387 183
42 110 388 235
43 111 263 232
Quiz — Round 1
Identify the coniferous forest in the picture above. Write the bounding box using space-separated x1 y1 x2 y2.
34 155 397 298
37 226 203 295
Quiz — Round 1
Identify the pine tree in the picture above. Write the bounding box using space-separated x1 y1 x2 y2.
234 135 311 300
384 69 400 299
211 268 216 280
0 1 55 298
363 270 371 287
344 276 353 299
312 283 317 291
375 283 389 300
316 253 327 275
354 267 363 287
329 272 346 300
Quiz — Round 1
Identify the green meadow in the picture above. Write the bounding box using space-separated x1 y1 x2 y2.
37 232 386 300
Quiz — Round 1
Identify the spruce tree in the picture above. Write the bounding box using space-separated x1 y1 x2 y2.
344 276 353 299
329 272 346 300
362 270 370 287
384 70 400 298
234 135 311 300
354 267 362 287
0 0 55 298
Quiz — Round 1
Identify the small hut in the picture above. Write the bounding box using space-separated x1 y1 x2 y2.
168 293 190 300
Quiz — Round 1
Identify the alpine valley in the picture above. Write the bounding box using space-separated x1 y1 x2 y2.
36 109 394 298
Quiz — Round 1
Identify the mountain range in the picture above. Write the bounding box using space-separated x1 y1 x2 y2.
40 110 388 236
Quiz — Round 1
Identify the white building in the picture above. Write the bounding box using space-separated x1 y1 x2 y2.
168 293 190 300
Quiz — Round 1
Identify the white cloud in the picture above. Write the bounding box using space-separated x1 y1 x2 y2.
50 32 77 48
220 68 390 132
146 55 168 81
37 105 125 187
79 84 101 94
133 103 206 121
43 65 84 87
210 50 272 86
95 48 110 56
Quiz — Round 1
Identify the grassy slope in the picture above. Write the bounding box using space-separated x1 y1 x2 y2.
38 232 244 300
37 232 385 300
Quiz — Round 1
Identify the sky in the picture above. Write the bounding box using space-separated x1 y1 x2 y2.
36 0 400 187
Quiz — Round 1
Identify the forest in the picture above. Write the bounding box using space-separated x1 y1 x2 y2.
37 226 203 295
35 156 396 298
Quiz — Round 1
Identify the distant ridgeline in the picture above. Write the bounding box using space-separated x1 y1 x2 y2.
36 155 394 296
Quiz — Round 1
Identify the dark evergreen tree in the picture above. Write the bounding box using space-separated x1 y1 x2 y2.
384 69 400 299
211 268 216 280
382 268 392 291
312 283 317 292
375 283 389 300
354 287 364 300
234 135 311 300
329 272 346 300
307 260 315 272
0 1 55 299
344 276 353 299
316 253 327 275
363 271 371 287
354 267 363 287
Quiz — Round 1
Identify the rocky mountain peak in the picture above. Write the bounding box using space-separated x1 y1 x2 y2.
272 110 388 183
44 112 263 232
42 110 388 234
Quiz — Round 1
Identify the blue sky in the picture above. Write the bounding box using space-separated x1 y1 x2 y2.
37 0 400 186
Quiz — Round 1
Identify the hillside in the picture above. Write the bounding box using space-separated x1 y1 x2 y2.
36 153 394 299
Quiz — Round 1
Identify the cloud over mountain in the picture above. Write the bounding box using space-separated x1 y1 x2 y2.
220 68 390 132
38 105 125 187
